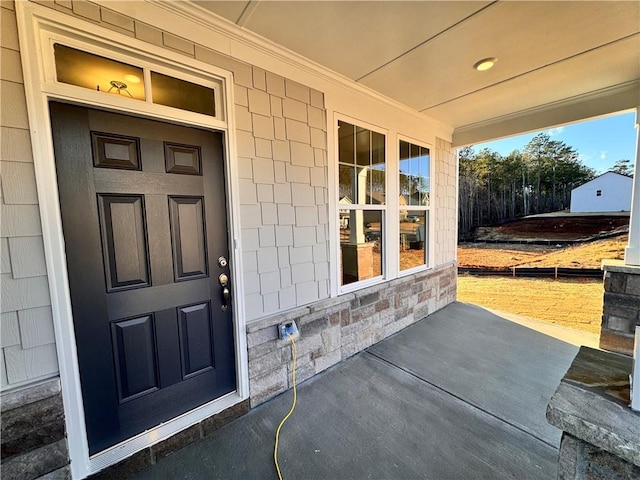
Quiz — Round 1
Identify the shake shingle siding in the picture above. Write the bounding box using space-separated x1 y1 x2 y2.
0 2 58 390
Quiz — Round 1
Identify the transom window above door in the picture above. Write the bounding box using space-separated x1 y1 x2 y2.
53 43 221 119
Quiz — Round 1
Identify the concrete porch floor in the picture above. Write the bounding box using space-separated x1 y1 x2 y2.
131 301 584 479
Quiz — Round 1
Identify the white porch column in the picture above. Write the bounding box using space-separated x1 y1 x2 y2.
624 107 640 265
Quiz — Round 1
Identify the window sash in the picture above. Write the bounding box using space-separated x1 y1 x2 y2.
337 120 387 287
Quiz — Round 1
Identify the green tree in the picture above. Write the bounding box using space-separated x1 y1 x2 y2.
458 135 596 240
611 159 633 176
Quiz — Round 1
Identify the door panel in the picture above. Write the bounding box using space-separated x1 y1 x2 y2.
178 302 215 378
169 196 208 280
111 315 159 402
50 102 236 455
98 194 151 291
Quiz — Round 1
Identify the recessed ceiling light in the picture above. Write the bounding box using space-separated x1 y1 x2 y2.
474 57 497 71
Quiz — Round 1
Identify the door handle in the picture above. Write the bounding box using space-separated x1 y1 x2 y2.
221 287 230 311
219 274 230 311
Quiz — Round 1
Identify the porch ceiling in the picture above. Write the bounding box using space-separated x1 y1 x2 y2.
192 1 640 145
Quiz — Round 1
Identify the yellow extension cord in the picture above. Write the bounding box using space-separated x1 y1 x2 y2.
273 335 297 480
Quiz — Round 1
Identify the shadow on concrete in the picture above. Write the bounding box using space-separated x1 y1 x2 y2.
132 302 577 479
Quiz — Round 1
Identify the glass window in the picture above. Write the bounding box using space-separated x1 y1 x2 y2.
338 120 386 286
399 210 428 270
54 44 145 100
339 210 383 285
399 140 430 206
399 140 430 271
151 72 216 117
53 45 219 118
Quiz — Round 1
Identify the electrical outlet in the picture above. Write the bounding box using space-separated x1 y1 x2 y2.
278 320 299 341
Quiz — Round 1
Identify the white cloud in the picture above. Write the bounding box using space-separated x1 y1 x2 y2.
600 151 607 160
547 126 565 136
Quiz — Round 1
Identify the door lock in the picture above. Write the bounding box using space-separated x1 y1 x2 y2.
218 273 229 287
218 256 228 268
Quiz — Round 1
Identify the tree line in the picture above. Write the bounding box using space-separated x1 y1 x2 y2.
457 132 621 240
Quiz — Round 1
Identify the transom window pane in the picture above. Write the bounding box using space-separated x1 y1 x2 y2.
399 140 430 207
54 44 145 100
53 45 219 119
151 72 216 117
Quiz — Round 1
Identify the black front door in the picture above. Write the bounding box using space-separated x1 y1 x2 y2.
50 102 236 454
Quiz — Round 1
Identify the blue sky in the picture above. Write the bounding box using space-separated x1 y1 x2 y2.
470 111 637 175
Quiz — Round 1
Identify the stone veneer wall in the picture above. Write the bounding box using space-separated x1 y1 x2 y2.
247 263 456 406
1 380 69 479
600 262 640 356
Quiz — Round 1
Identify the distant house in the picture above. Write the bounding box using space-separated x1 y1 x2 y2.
570 171 633 213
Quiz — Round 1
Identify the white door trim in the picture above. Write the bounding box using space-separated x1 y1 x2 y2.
15 3 248 478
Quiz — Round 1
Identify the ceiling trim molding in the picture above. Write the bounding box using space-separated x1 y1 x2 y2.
143 0 445 127
452 80 640 147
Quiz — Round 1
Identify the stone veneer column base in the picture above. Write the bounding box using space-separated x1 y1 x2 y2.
547 347 640 480
600 260 640 356
557 434 640 479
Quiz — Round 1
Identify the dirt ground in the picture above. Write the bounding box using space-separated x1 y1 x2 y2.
458 235 627 269
475 215 629 241
456 233 627 335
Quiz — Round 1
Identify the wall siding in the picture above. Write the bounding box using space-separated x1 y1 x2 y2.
0 2 58 391
570 172 633 213
434 137 458 266
0 4 70 479
225 57 330 322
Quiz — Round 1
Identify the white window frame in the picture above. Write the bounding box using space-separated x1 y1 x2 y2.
333 114 390 294
38 29 226 131
16 3 248 478
397 134 435 276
